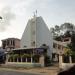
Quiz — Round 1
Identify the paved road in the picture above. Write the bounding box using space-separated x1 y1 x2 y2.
0 70 41 75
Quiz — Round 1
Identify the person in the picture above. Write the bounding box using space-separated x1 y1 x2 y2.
58 65 75 75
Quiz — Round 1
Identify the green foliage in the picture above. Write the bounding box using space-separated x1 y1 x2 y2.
8 54 14 62
55 25 60 32
67 32 75 55
60 23 73 30
50 22 74 38
13 54 19 59
64 47 72 56
33 54 40 58
54 36 62 41
71 33 75 51
9 54 14 59
32 54 40 63
71 51 75 56
64 31 71 37
21 54 31 58
50 25 60 37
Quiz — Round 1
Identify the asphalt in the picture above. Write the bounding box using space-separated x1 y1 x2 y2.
0 70 41 75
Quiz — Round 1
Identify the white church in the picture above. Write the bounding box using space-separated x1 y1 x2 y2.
21 16 53 57
6 15 53 67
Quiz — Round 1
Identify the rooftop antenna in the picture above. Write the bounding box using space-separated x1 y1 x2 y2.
35 10 37 16
33 10 37 18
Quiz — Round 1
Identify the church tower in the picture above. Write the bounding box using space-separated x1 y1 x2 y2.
21 15 53 56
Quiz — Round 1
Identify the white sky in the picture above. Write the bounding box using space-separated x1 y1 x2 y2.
0 0 75 46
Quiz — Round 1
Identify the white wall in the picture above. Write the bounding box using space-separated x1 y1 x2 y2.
21 20 31 48
21 16 53 57
36 17 53 56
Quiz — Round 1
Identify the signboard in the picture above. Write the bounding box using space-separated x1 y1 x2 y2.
35 48 44 54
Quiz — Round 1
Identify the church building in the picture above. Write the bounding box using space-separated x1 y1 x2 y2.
21 16 53 57
6 15 53 67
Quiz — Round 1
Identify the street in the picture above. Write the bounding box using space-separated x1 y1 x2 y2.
0 70 41 75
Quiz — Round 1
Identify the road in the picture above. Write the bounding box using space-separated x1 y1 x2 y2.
0 70 41 75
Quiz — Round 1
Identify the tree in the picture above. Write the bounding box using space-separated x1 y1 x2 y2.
50 25 60 38
0 16 2 19
50 22 75 39
68 32 75 52
64 47 72 56
64 31 71 37
66 31 75 59
55 25 60 32
60 23 73 30
54 36 62 41
50 27 56 37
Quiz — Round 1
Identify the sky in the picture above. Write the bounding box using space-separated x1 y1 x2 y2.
0 0 75 46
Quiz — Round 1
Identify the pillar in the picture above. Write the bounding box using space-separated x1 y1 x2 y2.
21 57 22 62
39 55 44 67
26 57 27 62
59 54 63 68
31 57 33 63
69 56 72 63
17 58 18 62
10 40 11 45
6 54 9 62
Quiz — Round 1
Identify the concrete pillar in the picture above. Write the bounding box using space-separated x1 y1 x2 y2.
69 56 72 63
31 57 33 63
26 57 27 62
39 55 44 67
21 57 22 62
6 54 9 62
59 55 63 68
17 58 18 62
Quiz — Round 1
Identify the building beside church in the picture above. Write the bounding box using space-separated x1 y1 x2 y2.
53 37 75 70
52 37 71 62
5 16 53 67
2 38 20 52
